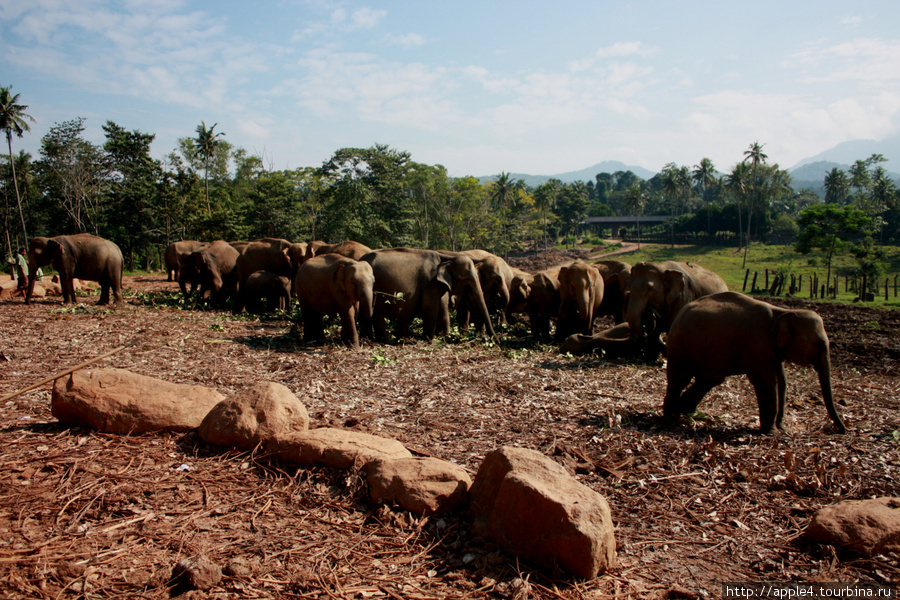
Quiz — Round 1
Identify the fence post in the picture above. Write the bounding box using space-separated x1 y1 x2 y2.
743 269 750 292
765 269 769 290
751 271 758 293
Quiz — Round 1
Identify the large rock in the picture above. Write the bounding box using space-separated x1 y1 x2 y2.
272 428 411 470
367 457 472 515
52 369 225 434
198 382 309 450
804 497 900 556
469 446 616 579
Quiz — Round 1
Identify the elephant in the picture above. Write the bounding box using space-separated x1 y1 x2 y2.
557 260 605 338
243 270 292 312
663 292 846 434
361 248 497 343
457 250 515 332
624 261 728 345
305 240 372 262
26 234 124 305
229 241 250 254
593 260 632 323
164 240 204 282
294 254 375 350
506 266 562 341
560 322 648 359
185 240 239 303
285 242 309 284
234 238 292 312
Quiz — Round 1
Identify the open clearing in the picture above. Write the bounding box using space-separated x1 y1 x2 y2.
1 267 898 599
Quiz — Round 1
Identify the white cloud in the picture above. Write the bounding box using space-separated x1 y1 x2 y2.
386 33 425 48
786 38 900 83
350 7 386 29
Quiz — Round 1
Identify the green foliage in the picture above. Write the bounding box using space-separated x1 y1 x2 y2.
796 203 872 285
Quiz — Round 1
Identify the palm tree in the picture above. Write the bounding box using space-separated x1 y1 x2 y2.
194 121 225 213
824 168 850 205
725 161 750 255
741 142 768 267
0 85 35 248
490 171 518 209
624 183 645 249
692 157 716 234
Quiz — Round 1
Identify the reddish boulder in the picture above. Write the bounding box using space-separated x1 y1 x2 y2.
367 457 472 515
198 382 309 450
469 446 616 579
52 369 224 434
805 497 900 556
272 428 411 469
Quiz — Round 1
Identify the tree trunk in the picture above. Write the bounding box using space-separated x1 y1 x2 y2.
7 135 28 246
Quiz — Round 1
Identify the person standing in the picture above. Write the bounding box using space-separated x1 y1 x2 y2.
7 247 28 290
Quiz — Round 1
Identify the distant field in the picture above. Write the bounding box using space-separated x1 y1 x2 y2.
586 241 900 309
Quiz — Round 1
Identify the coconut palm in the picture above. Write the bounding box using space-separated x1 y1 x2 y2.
824 168 850 205
0 85 35 247
692 157 716 234
195 121 225 213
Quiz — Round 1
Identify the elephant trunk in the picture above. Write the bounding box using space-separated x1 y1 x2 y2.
625 296 648 338
468 280 498 343
359 281 374 320
576 286 594 334
815 352 846 433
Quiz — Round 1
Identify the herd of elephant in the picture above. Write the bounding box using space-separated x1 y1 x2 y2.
17 233 846 435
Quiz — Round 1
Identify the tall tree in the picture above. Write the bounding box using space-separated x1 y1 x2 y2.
725 161 750 251
533 179 560 251
824 167 849 205
39 118 110 233
103 121 161 269
624 182 645 249
796 204 871 292
194 121 225 213
741 142 769 267
692 157 716 234
0 85 34 248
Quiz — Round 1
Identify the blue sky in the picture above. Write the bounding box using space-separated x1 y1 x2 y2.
2 0 899 177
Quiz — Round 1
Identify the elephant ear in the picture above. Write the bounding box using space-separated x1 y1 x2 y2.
774 311 796 352
47 239 64 259
663 270 687 306
435 260 454 293
333 264 349 293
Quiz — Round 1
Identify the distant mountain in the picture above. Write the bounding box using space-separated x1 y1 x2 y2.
790 134 900 170
478 161 656 187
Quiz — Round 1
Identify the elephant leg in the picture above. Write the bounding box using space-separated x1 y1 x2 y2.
679 376 724 414
439 294 451 336
341 306 360 350
61 274 76 304
371 298 390 343
303 309 325 342
663 362 694 418
747 372 779 434
775 363 787 431
98 283 111 305
456 295 471 332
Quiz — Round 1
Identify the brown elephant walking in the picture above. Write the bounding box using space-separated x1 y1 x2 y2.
557 260 605 338
243 271 292 312
663 292 846 434
361 248 497 343
507 266 562 341
26 234 124 305
457 249 515 332
164 240 204 282
295 254 375 350
234 238 292 312
624 261 727 354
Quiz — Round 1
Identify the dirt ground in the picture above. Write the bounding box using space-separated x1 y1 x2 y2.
0 262 898 599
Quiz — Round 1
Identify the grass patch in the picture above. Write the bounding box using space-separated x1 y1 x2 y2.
598 242 900 309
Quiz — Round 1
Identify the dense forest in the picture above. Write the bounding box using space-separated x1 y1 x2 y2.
2 85 899 278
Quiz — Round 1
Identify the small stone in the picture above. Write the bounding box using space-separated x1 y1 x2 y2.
171 555 222 591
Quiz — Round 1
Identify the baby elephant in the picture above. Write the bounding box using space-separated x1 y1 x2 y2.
664 291 846 434
243 270 291 312
294 254 374 350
